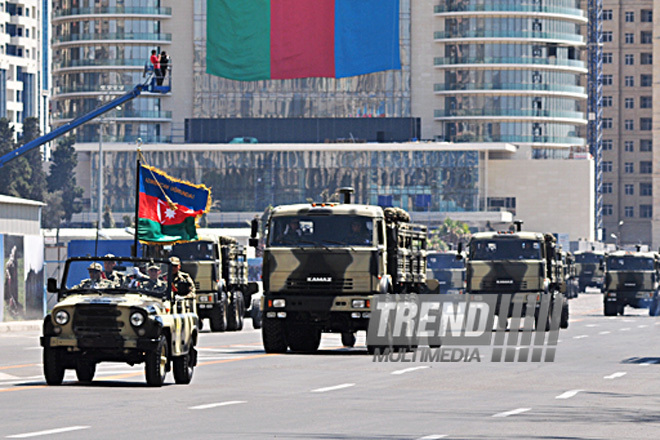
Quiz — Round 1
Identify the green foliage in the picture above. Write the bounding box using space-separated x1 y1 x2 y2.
41 191 65 229
0 118 31 198
47 135 83 223
20 117 46 202
429 217 471 251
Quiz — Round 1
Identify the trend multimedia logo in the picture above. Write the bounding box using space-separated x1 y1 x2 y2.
366 294 562 363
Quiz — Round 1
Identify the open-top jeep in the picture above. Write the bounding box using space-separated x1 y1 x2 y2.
40 256 198 387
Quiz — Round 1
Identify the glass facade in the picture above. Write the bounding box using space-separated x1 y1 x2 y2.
51 0 171 143
434 0 588 156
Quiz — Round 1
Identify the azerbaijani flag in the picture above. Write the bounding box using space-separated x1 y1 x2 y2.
206 0 401 81
137 164 212 244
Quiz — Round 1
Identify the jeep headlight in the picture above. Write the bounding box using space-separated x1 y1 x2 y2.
352 299 366 308
54 310 69 325
272 299 286 308
130 311 146 327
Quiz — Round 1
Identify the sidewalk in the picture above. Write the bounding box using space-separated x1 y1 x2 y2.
0 320 42 333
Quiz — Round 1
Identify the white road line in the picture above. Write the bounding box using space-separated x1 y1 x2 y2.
573 335 589 339
417 435 447 440
604 372 627 380
599 331 611 335
311 383 355 393
0 372 19 380
492 408 531 418
637 325 649 328
391 366 429 375
6 426 90 438
620 328 631 331
585 324 599 328
189 401 246 410
655 322 660 326
555 389 583 400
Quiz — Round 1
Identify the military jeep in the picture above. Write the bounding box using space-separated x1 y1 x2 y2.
40 256 198 387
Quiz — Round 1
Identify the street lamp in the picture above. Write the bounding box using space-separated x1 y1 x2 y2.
610 233 619 249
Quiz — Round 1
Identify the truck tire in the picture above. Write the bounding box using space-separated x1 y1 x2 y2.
560 302 569 329
75 361 96 383
649 298 660 317
43 347 65 385
209 291 228 332
262 318 288 353
341 332 356 348
173 347 195 385
251 298 263 329
604 301 617 316
286 324 321 353
226 291 244 331
145 335 168 387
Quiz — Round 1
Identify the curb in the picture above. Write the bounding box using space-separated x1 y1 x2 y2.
0 320 42 333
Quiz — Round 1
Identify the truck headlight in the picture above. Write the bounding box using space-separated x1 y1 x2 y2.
272 299 286 308
54 310 69 325
352 300 366 308
130 312 145 327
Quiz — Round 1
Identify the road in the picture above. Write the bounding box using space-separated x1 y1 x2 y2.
1 292 659 439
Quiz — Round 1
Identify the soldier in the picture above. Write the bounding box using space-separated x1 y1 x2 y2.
347 219 372 245
74 263 115 289
102 254 124 286
170 256 196 299
137 264 166 293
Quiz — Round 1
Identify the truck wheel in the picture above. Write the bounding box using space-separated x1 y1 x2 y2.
341 332 356 348
560 302 569 329
145 335 168 387
173 347 195 385
209 292 228 332
43 347 65 385
649 298 660 317
604 301 617 316
286 325 321 353
75 361 96 383
251 298 263 329
262 318 288 353
617 303 625 316
534 308 551 331
226 291 244 331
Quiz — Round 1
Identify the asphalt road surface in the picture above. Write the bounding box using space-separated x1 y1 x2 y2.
1 292 659 439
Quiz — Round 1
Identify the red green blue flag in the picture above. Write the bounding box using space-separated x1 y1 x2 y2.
137 164 212 244
206 0 401 81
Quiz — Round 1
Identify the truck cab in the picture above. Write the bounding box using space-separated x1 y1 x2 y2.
602 250 660 316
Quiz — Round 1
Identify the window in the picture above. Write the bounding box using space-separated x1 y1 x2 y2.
625 141 634 152
640 183 652 196
625 76 634 87
603 118 613 129
603 96 613 107
603 75 613 86
602 31 613 43
603 161 613 172
624 98 634 109
641 32 653 44
641 118 652 131
625 162 634 173
640 140 652 151
624 120 634 131
603 9 613 20
624 54 634 65
625 206 634 218
640 161 652 173
640 97 652 109
641 53 653 64
641 75 652 87
603 139 613 150
625 12 634 22
603 53 613 64
603 182 613 194
641 10 653 22
603 204 613 216
624 184 634 195
640 205 652 219
625 33 634 43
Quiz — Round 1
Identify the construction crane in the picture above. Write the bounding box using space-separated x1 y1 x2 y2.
588 0 603 240
0 75 169 169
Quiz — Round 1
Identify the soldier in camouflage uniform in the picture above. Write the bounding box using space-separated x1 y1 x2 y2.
102 254 125 286
170 256 196 298
137 264 167 293
74 263 115 289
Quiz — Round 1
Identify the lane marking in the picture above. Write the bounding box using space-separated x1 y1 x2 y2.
6 426 90 438
585 324 599 328
573 335 589 339
0 364 39 371
599 331 611 335
0 372 19 380
0 385 46 394
312 383 355 393
189 401 246 410
604 372 627 380
637 325 648 329
555 389 583 399
391 366 429 375
620 328 631 331
417 435 447 440
492 408 531 418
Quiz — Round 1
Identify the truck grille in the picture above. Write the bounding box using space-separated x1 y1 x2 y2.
73 306 123 333
481 280 528 290
285 278 353 290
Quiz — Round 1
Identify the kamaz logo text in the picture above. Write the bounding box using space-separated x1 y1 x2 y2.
496 279 514 284
307 277 332 283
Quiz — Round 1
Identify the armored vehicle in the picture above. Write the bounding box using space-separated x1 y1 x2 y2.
463 228 568 330
254 190 427 353
169 235 250 332
425 251 465 294
573 250 605 292
602 251 660 316
40 256 198 387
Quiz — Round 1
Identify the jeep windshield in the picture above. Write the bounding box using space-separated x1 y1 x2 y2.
62 258 171 298
469 239 542 261
171 241 217 261
606 256 654 271
427 253 464 269
575 253 603 264
268 215 374 247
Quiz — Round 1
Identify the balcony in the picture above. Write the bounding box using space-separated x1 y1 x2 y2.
435 108 586 121
53 7 172 19
53 58 147 70
446 134 585 146
53 32 172 45
434 30 584 44
434 4 586 21
433 56 586 70
434 83 586 96
54 110 172 121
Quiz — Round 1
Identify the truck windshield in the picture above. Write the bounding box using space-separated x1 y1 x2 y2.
427 253 464 269
469 239 542 261
268 215 374 247
575 253 602 264
171 241 216 261
606 256 654 271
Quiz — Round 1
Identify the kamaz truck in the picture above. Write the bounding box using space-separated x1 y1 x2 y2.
602 250 660 316
463 227 568 330
254 189 427 353
573 250 605 292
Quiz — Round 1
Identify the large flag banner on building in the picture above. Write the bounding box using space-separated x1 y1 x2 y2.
206 0 401 81
137 164 212 244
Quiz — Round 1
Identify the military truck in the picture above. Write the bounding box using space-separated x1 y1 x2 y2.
425 250 465 294
40 256 198 387
168 235 250 332
253 189 427 353
573 250 605 292
602 250 660 316
463 226 568 330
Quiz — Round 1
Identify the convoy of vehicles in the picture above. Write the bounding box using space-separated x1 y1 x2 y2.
425 250 465 294
574 250 605 292
602 250 660 316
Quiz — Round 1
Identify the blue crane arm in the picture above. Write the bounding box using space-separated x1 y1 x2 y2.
0 82 150 169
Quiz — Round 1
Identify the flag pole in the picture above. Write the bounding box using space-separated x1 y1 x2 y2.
132 139 142 257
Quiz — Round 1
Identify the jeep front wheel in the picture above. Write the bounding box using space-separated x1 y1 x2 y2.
145 335 168 387
173 347 196 385
75 361 96 383
262 318 287 353
43 347 65 385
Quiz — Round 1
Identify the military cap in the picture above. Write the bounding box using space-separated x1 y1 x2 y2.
88 262 102 271
147 263 161 271
169 256 181 265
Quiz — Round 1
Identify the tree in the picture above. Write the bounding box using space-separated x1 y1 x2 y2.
47 135 83 224
429 217 471 251
41 191 65 229
0 118 31 198
19 117 47 202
